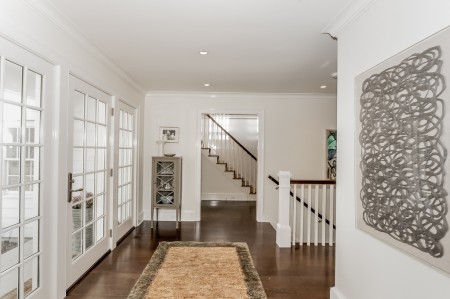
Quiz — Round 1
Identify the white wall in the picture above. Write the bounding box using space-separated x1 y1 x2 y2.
213 115 259 157
201 154 249 201
0 1 145 298
144 93 336 226
330 0 450 298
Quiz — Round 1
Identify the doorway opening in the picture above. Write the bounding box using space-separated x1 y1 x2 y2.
198 113 263 221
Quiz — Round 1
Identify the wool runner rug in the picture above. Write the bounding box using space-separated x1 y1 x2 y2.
128 241 267 299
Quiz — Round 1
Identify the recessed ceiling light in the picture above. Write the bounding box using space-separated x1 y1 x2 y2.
204 83 210 87
199 51 208 55
320 85 327 89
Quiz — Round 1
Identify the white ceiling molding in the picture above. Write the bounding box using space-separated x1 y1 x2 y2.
322 0 377 38
145 92 336 101
24 0 145 95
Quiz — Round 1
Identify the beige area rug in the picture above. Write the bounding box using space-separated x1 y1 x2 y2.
128 241 267 299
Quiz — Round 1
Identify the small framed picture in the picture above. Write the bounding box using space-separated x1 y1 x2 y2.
159 127 179 143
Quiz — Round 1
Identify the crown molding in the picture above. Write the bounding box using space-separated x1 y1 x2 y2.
145 91 336 100
322 0 377 38
24 0 145 95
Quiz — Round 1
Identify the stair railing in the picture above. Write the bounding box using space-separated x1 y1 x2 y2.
272 172 336 248
201 114 257 193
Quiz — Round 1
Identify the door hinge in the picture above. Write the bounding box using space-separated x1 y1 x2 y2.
110 169 113 177
110 229 112 237
111 108 114 116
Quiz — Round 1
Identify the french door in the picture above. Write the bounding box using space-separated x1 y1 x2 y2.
66 76 111 288
0 38 55 298
113 101 136 242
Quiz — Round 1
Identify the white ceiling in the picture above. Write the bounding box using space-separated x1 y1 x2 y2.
47 0 350 94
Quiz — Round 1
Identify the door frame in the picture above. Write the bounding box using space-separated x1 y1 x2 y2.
195 109 265 222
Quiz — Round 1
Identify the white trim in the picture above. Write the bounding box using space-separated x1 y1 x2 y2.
201 193 253 201
146 91 336 100
322 0 377 38
195 108 266 222
69 72 113 97
137 212 145 225
330 287 349 299
144 210 197 222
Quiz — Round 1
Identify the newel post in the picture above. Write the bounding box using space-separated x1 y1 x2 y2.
276 171 292 248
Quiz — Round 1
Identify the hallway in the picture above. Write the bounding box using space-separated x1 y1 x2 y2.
66 201 335 299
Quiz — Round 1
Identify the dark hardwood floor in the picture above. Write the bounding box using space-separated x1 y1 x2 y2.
66 201 335 299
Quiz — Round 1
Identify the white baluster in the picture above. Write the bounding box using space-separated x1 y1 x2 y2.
212 122 216 155
204 117 208 149
224 133 227 166
219 127 223 161
329 185 334 246
322 184 326 246
300 184 305 245
307 184 312 246
314 185 319 246
292 184 297 246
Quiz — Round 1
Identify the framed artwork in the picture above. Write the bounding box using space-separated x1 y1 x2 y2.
326 129 337 180
355 27 450 274
159 127 179 143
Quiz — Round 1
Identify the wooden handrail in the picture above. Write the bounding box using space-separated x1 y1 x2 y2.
205 114 257 161
290 179 336 185
268 175 336 230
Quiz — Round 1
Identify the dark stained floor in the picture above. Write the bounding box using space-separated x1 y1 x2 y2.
66 201 335 299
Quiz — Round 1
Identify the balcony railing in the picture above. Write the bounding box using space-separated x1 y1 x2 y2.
273 172 336 248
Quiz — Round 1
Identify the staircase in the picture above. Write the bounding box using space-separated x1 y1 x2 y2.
201 114 257 195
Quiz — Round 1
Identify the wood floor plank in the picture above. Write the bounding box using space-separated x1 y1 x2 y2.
66 201 335 299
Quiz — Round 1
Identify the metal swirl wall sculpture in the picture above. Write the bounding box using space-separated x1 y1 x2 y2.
359 46 448 258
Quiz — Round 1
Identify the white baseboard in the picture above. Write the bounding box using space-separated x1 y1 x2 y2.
143 209 198 221
330 287 348 299
201 193 255 201
137 211 144 223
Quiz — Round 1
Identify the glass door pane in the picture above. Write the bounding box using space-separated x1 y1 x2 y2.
114 101 136 242
117 109 134 224
70 91 107 260
0 58 43 299
66 76 110 288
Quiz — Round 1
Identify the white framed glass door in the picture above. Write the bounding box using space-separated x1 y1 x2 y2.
0 39 55 299
66 76 111 288
113 101 136 242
